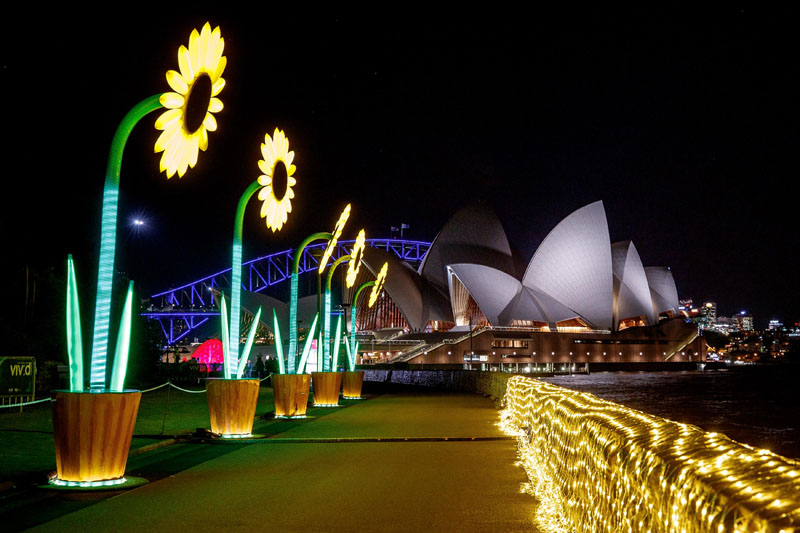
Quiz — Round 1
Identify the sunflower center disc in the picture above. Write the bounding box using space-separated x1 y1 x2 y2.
272 160 288 200
185 74 212 133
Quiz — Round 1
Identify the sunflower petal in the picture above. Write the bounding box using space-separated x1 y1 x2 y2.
211 72 226 96
178 146 190 177
209 56 228 85
166 70 188 95
262 138 275 165
154 109 182 130
187 134 200 167
198 23 211 70
188 28 201 75
154 129 172 153
178 46 194 83
199 127 209 151
206 26 221 72
258 160 273 176
154 125 179 152
160 92 185 109
203 113 217 132
284 151 294 168
208 97 223 113
286 164 296 176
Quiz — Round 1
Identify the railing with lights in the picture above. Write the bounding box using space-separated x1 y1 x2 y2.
499 375 800 532
143 238 430 344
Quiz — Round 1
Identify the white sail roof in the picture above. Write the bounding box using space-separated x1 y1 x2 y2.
522 201 613 329
612 241 656 328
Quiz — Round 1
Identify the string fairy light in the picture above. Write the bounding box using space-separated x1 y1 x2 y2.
499 376 800 533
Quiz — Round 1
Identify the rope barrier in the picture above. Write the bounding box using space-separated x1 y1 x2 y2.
167 382 206 394
140 382 170 393
0 398 52 409
0 374 273 408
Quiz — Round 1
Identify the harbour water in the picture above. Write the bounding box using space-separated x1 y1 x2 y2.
542 364 800 460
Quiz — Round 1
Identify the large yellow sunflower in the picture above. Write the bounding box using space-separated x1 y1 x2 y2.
368 262 388 308
346 229 366 288
318 204 351 274
257 128 296 231
155 22 226 178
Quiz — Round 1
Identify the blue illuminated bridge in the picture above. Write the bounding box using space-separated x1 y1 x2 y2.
143 238 431 345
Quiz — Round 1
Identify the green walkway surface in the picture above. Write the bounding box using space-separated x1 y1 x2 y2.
3 389 538 532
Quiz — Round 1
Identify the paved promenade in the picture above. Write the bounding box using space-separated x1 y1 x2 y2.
21 390 537 532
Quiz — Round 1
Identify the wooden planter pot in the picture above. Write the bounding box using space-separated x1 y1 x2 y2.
342 371 365 399
311 372 342 406
272 374 311 417
206 378 260 436
52 390 141 482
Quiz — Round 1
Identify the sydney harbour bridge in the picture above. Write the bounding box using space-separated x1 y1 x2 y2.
142 238 431 345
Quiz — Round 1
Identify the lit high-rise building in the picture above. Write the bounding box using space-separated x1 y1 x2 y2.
732 311 754 332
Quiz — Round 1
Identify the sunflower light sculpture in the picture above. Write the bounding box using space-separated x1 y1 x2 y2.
345 259 385 372
58 22 225 487
224 129 294 381
319 205 351 370
76 22 226 392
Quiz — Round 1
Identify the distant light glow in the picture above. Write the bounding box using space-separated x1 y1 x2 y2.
319 204 351 274
368 262 388 308
155 22 226 178
346 230 366 288
258 128 296 231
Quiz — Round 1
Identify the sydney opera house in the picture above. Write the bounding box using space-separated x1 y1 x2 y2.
345 201 705 369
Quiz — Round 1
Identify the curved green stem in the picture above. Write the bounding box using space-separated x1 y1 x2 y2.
89 94 163 389
288 232 332 373
349 281 375 369
227 180 262 378
322 255 350 370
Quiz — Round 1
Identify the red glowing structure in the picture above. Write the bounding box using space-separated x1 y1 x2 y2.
192 339 224 365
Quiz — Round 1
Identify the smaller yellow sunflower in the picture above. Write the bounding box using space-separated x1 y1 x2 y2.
368 262 388 308
318 204 351 274
346 229 366 288
155 22 226 178
257 128 297 232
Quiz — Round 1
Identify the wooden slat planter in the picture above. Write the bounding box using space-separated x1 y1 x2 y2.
342 371 365 399
206 379 260 436
272 374 311 417
52 390 141 482
311 372 342 406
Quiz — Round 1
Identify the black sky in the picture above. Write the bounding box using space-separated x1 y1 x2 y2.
3 6 798 327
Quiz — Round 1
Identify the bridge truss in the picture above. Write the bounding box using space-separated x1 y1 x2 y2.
142 238 431 345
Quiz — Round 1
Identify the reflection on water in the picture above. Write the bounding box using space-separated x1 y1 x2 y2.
542 365 800 459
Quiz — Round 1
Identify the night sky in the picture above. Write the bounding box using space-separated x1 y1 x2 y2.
3 7 798 328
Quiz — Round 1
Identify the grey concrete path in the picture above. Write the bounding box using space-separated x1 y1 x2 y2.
31 392 538 532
